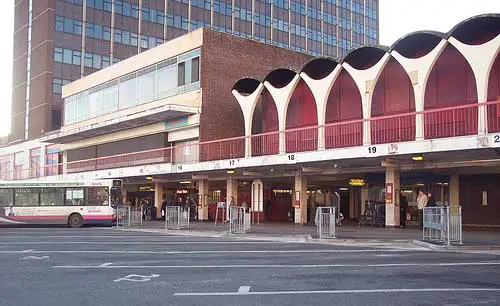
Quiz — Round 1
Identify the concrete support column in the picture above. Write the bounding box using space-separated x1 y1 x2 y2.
62 151 68 175
39 145 46 176
478 101 488 135
294 174 308 225
363 120 371 145
450 174 460 206
121 188 128 206
245 137 252 158
154 183 164 219
318 126 325 150
413 80 425 141
226 177 238 220
197 180 209 221
385 167 400 227
279 131 286 154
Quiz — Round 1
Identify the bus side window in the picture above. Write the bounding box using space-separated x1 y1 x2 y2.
40 188 64 206
0 189 14 207
66 188 85 206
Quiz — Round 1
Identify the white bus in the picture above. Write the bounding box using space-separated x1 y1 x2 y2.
0 179 122 227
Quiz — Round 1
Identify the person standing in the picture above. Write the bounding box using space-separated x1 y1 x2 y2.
399 192 408 228
417 190 428 230
264 199 272 222
427 191 436 207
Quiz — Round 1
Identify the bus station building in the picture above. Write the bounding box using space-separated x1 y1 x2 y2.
1 15 500 227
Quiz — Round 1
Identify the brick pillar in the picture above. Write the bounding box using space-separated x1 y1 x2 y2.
197 179 209 221
294 174 308 224
385 167 400 227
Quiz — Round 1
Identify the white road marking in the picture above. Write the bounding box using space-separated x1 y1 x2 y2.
99 263 113 267
0 241 280 245
53 261 500 269
0 235 185 239
173 288 500 297
22 249 33 253
113 274 160 282
238 286 251 294
20 255 50 260
0 249 411 255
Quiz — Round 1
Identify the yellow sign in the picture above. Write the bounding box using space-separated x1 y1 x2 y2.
349 179 366 186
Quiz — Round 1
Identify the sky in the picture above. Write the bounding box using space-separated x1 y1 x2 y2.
0 0 499 137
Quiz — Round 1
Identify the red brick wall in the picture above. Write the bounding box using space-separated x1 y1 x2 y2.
200 29 313 142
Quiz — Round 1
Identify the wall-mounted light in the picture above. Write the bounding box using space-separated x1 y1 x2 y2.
412 155 423 161
146 176 153 180
227 170 235 174
179 181 191 184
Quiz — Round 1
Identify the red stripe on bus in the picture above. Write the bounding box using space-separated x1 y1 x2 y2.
9 216 67 221
82 215 114 220
8 215 113 221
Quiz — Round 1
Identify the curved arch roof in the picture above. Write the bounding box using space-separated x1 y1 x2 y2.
233 15 500 88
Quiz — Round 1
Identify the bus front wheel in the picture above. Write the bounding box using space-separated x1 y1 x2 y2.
68 213 83 228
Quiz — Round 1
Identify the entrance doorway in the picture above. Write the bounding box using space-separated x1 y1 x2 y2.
267 187 293 222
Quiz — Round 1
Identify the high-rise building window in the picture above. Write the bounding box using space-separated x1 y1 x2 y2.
191 57 200 83
54 47 63 62
178 62 186 86
63 49 201 125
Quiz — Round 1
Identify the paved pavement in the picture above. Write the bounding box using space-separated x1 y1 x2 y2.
1 227 500 306
136 220 500 247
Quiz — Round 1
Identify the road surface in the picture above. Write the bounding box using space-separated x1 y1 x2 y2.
0 227 499 306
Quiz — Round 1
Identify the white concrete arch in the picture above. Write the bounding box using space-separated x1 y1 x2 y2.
231 83 265 137
231 83 265 157
448 34 500 134
342 53 391 145
391 39 448 140
263 74 301 154
448 34 500 103
300 65 342 127
300 65 342 149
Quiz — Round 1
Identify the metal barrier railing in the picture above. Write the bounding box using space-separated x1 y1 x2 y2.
116 206 144 227
315 207 336 239
229 206 251 234
423 206 462 245
165 206 190 230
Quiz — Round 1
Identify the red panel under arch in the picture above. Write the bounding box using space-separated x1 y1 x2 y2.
487 53 500 133
424 44 478 139
251 89 279 156
325 69 363 148
371 57 416 144
285 80 318 152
